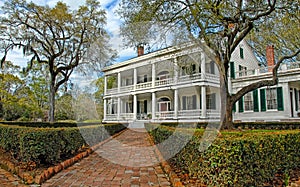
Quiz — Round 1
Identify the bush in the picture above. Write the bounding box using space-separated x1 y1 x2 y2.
149 125 300 186
0 123 126 166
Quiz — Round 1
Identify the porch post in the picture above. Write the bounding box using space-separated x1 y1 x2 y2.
174 58 179 83
201 86 207 118
152 92 156 120
103 98 107 121
118 72 121 92
104 76 107 95
134 68 137 88
201 52 206 79
152 63 156 87
117 97 121 120
133 94 137 120
174 89 178 119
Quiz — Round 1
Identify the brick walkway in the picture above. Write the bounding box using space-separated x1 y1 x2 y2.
42 129 171 187
0 167 27 187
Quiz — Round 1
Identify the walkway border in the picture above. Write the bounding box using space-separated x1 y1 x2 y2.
147 132 184 187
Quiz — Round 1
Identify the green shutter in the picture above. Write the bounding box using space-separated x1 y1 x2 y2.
240 47 244 59
260 89 266 111
192 95 197 109
253 89 259 112
230 61 235 79
199 94 202 109
232 102 236 112
295 89 298 111
238 97 244 112
211 93 216 110
277 87 284 111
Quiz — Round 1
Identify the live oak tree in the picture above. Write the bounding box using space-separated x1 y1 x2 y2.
118 0 300 129
0 0 115 122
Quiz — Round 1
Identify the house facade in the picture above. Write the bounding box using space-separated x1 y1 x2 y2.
102 42 300 123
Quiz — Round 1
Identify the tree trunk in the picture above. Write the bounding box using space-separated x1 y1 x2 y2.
49 75 56 122
219 71 234 129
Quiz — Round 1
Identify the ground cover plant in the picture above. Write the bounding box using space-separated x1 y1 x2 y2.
149 124 300 186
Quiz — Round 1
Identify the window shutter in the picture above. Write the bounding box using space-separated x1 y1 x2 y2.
240 47 244 59
232 102 236 112
144 100 147 113
253 89 259 112
295 89 298 111
211 93 216 110
144 75 147 82
199 94 202 109
210 61 215 74
260 89 266 111
182 96 186 110
277 87 284 111
230 61 235 79
137 101 140 113
192 95 197 109
238 97 244 112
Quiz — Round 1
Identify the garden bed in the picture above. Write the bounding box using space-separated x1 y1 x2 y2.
148 124 300 186
0 123 127 184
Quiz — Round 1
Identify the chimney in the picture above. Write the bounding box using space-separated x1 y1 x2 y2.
137 45 144 57
266 45 275 72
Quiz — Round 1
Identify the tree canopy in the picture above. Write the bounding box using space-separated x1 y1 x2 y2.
0 0 116 122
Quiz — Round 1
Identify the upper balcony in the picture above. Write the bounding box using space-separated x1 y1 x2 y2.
106 72 219 95
234 62 300 79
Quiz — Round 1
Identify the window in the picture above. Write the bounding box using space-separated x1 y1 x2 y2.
206 93 216 110
239 65 247 77
266 88 277 110
157 71 169 80
244 92 253 111
206 61 215 74
125 102 133 113
182 95 197 110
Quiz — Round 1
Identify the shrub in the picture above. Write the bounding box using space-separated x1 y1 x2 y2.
149 125 300 186
0 123 126 166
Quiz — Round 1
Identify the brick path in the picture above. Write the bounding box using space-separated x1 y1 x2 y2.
42 129 171 187
0 167 27 187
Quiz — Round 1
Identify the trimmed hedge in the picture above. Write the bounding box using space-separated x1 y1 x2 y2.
0 121 121 128
149 125 300 186
0 124 126 165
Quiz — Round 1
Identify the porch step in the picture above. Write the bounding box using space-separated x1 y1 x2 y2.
128 121 145 129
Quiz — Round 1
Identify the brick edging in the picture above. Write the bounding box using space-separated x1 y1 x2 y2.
147 133 184 187
0 128 128 185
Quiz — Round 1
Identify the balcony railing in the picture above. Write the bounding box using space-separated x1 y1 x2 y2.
136 82 152 90
155 78 174 87
178 73 202 83
120 85 134 92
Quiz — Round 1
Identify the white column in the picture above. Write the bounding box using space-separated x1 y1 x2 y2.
201 86 207 118
152 92 156 120
174 58 179 83
134 68 137 87
117 97 121 120
104 76 107 95
118 72 121 92
133 94 137 120
103 99 107 121
152 63 156 87
174 89 178 118
201 52 206 79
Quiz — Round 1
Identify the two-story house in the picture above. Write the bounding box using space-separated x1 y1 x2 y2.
102 41 300 123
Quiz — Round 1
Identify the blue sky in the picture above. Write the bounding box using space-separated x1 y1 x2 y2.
0 0 135 67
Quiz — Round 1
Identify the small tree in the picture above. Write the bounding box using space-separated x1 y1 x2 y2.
118 0 300 129
0 0 115 122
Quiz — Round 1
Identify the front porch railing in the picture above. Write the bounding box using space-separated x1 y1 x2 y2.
178 109 201 118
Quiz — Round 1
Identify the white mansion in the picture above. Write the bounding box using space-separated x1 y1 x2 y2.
102 41 300 123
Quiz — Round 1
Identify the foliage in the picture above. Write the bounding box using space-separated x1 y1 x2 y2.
0 123 126 165
149 125 300 186
0 0 115 122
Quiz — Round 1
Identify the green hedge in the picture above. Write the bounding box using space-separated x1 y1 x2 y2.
0 121 123 128
0 124 126 165
149 125 300 186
